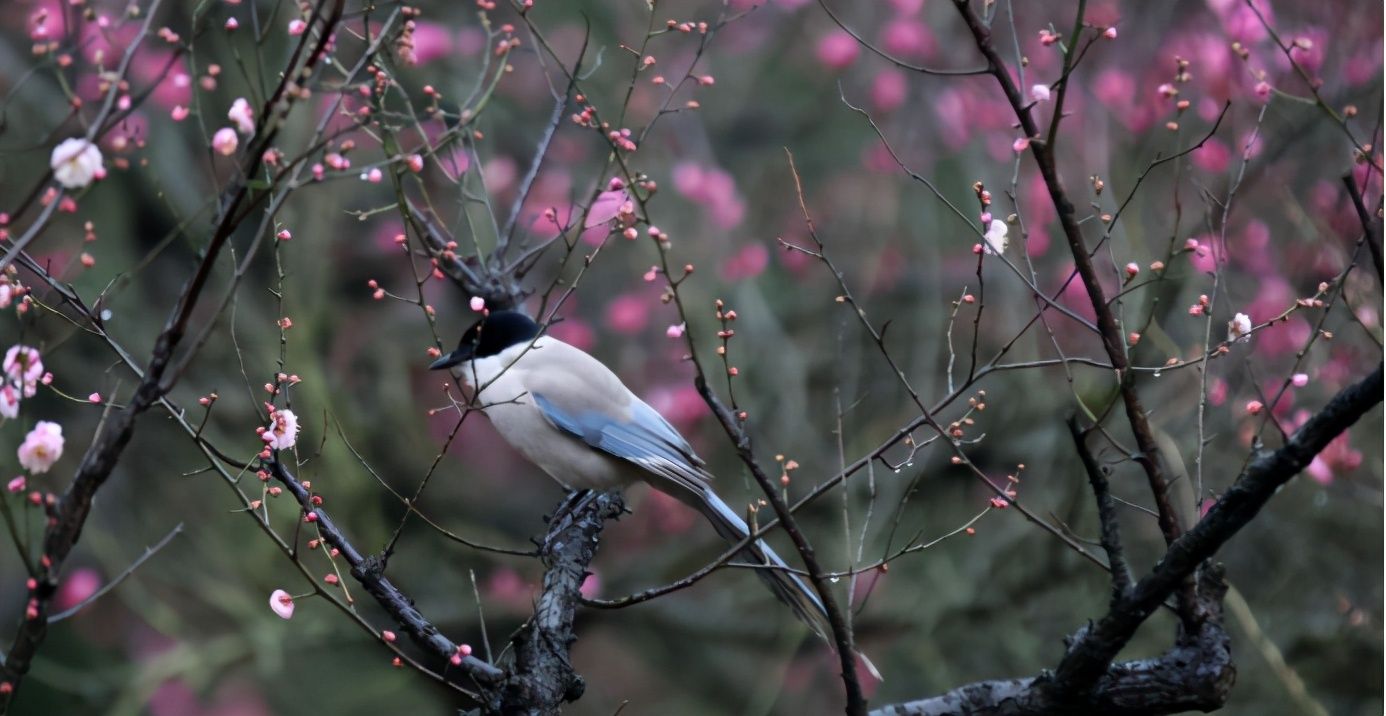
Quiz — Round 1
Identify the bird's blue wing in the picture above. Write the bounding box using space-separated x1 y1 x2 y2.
532 393 708 485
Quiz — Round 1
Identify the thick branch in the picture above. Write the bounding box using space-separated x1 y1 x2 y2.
1049 363 1382 693
873 363 1381 715
872 569 1233 716
497 490 624 715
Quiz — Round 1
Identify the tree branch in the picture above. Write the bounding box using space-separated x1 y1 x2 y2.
496 490 625 714
872 363 1382 715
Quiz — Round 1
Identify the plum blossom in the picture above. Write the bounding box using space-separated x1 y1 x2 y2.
212 127 239 156
1228 312 1252 343
983 220 1008 254
0 385 17 419
585 186 630 228
1030 84 1052 102
269 589 295 619
4 345 44 397
263 409 299 450
18 421 64 473
50 138 104 189
469 296 486 312
227 97 255 135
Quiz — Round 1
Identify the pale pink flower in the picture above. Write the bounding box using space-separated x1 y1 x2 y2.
6 476 24 493
269 589 295 619
288 19 307 36
50 138 104 189
1227 312 1252 343
0 384 17 419
584 188 629 228
263 409 299 450
18 421 64 474
170 105 189 121
212 127 239 156
4 345 43 396
1030 84 1052 102
227 97 255 135
1291 373 1309 387
983 220 1008 255
469 296 486 312
1245 400 1264 416
666 323 685 338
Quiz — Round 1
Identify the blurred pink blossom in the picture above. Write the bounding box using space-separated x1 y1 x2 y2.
880 19 935 61
549 317 595 352
411 21 454 64
815 30 860 70
888 0 924 15
56 568 102 612
1191 138 1231 174
646 383 709 430
672 162 745 229
721 243 769 281
605 293 650 334
871 69 908 113
1307 431 1362 485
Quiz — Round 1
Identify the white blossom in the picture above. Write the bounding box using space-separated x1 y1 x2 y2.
50 138 103 189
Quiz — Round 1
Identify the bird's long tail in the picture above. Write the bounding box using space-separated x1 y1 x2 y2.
679 485 881 681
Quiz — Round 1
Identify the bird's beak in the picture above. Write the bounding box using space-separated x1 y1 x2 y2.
429 348 469 370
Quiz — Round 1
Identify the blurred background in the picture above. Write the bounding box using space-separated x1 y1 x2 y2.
0 0 1381 714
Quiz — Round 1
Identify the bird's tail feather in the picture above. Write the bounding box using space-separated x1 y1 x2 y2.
682 486 882 682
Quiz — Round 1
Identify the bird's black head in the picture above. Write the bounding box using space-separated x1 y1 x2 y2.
429 310 540 370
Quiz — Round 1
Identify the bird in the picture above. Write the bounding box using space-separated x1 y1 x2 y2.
431 309 876 677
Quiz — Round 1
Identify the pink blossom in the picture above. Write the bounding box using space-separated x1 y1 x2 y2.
6 476 25 493
211 127 239 156
579 572 601 599
55 568 102 612
50 138 103 189
585 188 629 228
170 105 189 121
1030 84 1052 102
410 21 454 64
4 345 44 391
721 243 770 281
1306 431 1362 485
645 384 709 429
871 69 908 113
288 19 307 36
671 163 745 229
880 19 934 61
547 317 594 351
0 385 17 419
1245 400 1264 415
887 0 923 15
815 30 860 70
262 409 299 450
268 589 295 619
666 323 685 338
18 421 64 474
1191 138 1231 174
604 293 650 334
227 97 255 134
1291 373 1309 387
469 296 486 312
1227 312 1252 343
